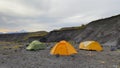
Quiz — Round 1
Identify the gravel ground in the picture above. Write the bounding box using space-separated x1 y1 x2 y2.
0 43 120 68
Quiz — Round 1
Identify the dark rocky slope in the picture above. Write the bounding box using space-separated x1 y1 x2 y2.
74 15 120 43
41 14 120 48
41 28 84 42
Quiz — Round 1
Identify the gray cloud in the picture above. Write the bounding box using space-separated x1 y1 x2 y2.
0 0 120 32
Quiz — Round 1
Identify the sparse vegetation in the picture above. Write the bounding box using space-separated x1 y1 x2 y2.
2 45 22 50
0 41 24 50
23 31 48 41
53 24 87 31
68 40 76 45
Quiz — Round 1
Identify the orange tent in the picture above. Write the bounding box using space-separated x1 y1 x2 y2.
79 41 103 51
50 40 77 56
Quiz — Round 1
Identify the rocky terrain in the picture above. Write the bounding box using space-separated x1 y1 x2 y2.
0 42 120 68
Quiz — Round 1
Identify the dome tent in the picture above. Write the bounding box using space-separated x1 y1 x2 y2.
50 40 77 56
26 40 46 50
79 41 103 51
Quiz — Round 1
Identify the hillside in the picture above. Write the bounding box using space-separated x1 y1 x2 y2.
40 25 86 42
74 15 120 43
0 31 48 42
40 14 120 48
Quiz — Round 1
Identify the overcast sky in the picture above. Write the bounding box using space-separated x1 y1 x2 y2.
0 0 120 33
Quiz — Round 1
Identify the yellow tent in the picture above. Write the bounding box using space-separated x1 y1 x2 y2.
50 40 77 56
79 41 103 51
